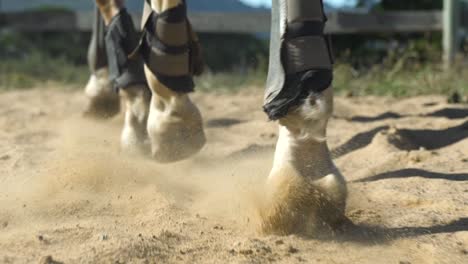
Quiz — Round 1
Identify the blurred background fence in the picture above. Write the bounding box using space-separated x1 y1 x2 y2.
0 10 444 34
0 0 467 98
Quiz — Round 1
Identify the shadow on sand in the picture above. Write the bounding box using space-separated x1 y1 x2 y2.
390 120 468 150
334 217 468 244
331 126 390 159
353 168 468 183
331 120 467 159
348 107 468 123
426 107 468 120
350 112 403 122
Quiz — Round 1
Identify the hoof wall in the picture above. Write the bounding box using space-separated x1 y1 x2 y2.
151 131 206 163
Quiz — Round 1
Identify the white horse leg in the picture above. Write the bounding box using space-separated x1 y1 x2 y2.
260 0 348 235
83 68 120 118
261 89 348 234
95 0 151 154
84 7 120 119
143 0 206 162
120 84 151 155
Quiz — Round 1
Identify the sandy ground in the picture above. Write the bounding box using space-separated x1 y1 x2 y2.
0 87 467 264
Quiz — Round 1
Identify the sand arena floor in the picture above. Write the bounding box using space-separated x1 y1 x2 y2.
0 88 467 263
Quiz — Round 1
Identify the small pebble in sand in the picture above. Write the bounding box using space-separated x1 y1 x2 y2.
239 249 254 255
448 92 461 104
296 256 305 262
288 246 299 254
275 240 284 245
0 155 10 161
39 256 63 264
2 222 8 228
399 261 411 264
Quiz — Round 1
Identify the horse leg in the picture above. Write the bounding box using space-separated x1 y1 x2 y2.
94 0 151 155
141 0 206 163
260 0 348 235
83 7 120 119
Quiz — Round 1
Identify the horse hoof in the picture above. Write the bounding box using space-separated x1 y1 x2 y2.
83 69 120 119
120 85 151 156
260 89 348 236
147 98 206 163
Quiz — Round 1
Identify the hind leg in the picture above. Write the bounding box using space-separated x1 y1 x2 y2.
83 69 120 119
260 0 348 235
262 90 348 235
95 0 124 24
144 67 205 163
142 0 206 163
83 7 120 119
95 0 151 154
120 85 151 155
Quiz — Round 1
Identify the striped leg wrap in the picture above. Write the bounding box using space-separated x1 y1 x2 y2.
105 8 147 90
264 0 334 120
139 0 204 93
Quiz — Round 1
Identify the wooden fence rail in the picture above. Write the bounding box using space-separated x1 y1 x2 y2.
0 10 444 34
0 5 466 68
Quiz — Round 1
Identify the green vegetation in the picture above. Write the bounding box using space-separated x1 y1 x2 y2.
0 31 89 90
334 62 468 98
0 31 466 99
29 5 74 13
1 47 467 98
333 39 467 98
0 51 88 90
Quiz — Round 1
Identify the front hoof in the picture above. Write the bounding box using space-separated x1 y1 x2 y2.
259 169 347 236
120 127 150 157
119 85 151 157
259 172 321 235
83 71 120 119
83 95 121 119
149 124 206 163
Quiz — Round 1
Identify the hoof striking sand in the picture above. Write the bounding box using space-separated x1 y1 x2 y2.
260 88 348 235
120 85 151 156
144 66 206 163
139 0 206 163
83 68 120 119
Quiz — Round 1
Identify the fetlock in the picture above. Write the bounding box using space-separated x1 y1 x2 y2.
83 68 121 119
140 0 206 163
145 76 206 163
120 85 151 155
261 89 348 235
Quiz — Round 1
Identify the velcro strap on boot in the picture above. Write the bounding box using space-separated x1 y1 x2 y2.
285 36 333 73
264 0 334 120
283 0 333 75
287 0 327 23
139 0 195 93
105 8 147 90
